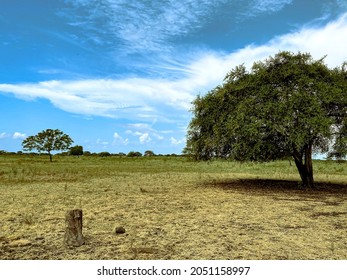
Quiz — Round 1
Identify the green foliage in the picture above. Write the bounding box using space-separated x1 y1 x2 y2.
144 150 155 156
98 152 111 157
127 151 143 157
327 123 347 160
186 51 347 187
70 145 84 156
22 129 73 162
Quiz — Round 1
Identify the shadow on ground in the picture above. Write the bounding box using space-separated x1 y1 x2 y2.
204 178 347 195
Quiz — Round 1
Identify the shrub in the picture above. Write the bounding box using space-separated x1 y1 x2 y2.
99 152 111 157
144 150 155 157
70 145 83 156
127 151 142 157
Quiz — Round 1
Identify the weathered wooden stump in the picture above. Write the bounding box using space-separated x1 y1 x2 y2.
64 209 84 246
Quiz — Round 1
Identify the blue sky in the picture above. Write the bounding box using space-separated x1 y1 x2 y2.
1 0 347 154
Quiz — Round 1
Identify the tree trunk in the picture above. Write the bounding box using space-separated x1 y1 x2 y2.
293 143 314 188
64 209 84 246
49 152 52 162
304 142 314 188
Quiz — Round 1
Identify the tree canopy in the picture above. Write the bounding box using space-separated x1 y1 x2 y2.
22 129 73 162
186 51 347 188
70 145 84 156
144 150 155 156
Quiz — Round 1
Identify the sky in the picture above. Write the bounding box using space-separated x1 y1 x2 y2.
0 0 347 154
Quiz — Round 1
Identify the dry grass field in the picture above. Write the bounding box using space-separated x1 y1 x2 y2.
0 155 346 260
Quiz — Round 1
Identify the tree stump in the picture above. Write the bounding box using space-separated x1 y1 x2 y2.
64 209 84 246
115 226 126 234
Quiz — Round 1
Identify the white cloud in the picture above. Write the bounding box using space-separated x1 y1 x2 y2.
0 132 8 139
125 129 151 143
13 132 26 140
113 132 122 140
1 13 347 123
139 133 151 144
175 12 347 93
152 133 164 140
228 13 347 68
0 78 194 120
126 123 153 131
124 129 151 144
170 137 186 146
125 123 165 142
132 131 143 137
113 132 129 145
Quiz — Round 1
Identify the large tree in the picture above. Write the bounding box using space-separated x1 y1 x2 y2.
22 129 73 162
186 51 347 188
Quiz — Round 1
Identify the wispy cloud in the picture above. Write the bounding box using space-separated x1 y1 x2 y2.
0 78 194 120
62 0 293 55
239 0 292 18
1 13 347 123
170 137 186 146
0 132 8 139
113 132 129 146
139 133 151 144
1 132 26 140
64 0 230 53
124 123 165 144
234 12 347 67
12 132 26 140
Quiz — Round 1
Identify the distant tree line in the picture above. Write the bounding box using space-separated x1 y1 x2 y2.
1 146 181 159
70 150 181 157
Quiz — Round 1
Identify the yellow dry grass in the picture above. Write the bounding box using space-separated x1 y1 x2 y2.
0 155 346 259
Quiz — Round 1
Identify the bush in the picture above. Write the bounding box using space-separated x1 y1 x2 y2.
144 150 155 157
70 145 83 156
127 151 142 157
98 152 111 157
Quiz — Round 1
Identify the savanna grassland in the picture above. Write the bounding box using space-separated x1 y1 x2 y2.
0 155 346 260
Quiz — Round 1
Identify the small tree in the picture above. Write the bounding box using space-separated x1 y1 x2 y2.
70 145 84 156
22 129 73 162
144 150 155 157
127 151 142 157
